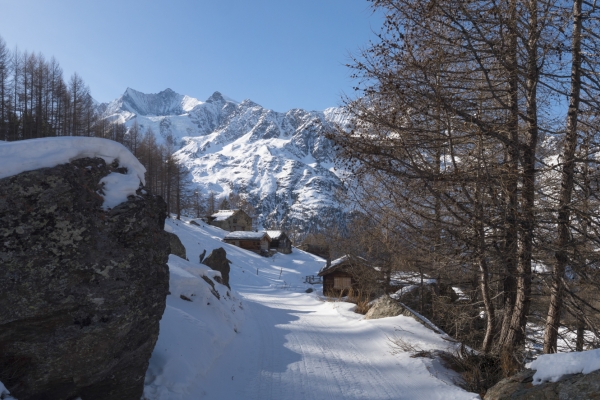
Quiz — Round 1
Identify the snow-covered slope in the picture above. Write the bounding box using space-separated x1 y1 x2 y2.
143 218 480 400
100 89 348 232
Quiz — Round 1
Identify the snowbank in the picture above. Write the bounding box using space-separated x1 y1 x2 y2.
527 348 600 384
144 220 246 399
0 137 146 209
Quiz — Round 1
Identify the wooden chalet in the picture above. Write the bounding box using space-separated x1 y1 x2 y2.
266 230 292 254
318 255 372 296
208 209 252 232
223 231 271 254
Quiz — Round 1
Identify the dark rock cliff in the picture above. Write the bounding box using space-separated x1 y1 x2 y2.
0 157 170 400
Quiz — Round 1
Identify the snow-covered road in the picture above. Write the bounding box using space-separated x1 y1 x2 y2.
144 220 479 400
191 287 478 400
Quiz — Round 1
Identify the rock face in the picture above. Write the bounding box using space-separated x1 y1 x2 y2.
364 295 405 320
484 368 600 400
202 247 232 288
167 231 187 259
0 157 170 400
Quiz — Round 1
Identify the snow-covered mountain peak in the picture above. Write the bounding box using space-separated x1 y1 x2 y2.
123 87 191 116
206 91 237 105
239 99 261 109
103 87 202 120
101 88 348 232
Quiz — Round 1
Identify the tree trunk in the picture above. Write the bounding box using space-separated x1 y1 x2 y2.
544 0 583 354
498 0 520 349
576 315 585 351
502 0 539 352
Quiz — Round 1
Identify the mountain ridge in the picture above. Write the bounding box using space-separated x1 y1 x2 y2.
100 88 348 233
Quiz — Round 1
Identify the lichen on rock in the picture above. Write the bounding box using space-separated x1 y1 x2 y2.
0 157 170 400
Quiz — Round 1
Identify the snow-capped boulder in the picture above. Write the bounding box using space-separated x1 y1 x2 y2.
0 156 169 400
364 295 405 320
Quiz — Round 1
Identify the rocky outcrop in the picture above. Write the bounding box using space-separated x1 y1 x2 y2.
484 368 600 400
202 247 232 288
0 157 170 400
365 295 405 320
167 231 187 259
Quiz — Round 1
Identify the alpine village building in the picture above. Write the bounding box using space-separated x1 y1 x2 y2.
208 210 292 256
208 209 252 232
223 231 271 254
318 255 368 296
266 230 292 254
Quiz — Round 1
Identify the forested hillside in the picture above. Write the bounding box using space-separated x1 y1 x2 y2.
0 37 98 141
0 36 204 222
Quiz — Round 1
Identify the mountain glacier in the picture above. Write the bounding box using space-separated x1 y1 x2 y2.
101 88 348 233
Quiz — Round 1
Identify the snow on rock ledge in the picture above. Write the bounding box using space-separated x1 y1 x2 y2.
485 349 600 399
527 348 600 384
0 137 146 209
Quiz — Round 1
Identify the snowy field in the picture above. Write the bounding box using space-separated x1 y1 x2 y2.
143 218 480 400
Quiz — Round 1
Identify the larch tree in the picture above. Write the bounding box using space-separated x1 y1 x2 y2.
329 0 598 361
0 37 10 141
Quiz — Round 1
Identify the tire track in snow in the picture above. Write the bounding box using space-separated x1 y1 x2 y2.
291 312 396 399
241 292 399 400
196 286 477 400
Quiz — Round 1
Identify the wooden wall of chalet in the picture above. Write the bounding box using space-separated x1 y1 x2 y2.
322 270 355 296
224 239 257 251
270 234 292 254
223 238 270 252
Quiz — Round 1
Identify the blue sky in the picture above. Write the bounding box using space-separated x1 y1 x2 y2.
0 0 382 112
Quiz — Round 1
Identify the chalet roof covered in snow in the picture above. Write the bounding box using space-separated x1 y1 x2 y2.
266 230 284 240
317 255 373 276
318 255 350 275
211 209 239 221
223 231 271 241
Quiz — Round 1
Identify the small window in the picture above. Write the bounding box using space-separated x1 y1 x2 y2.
333 277 352 290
